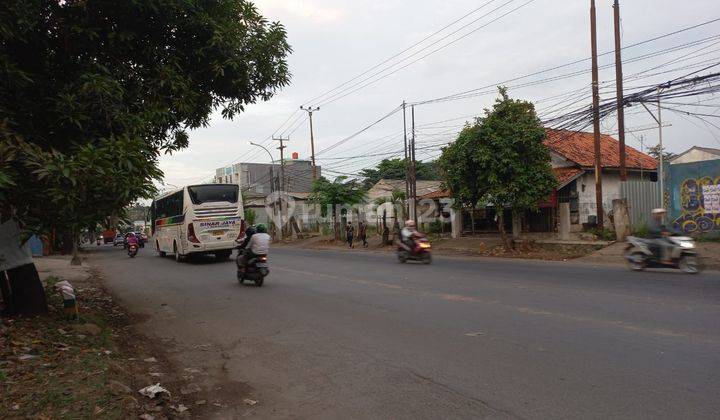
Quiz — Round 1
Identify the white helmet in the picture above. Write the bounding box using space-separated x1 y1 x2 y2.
405 219 416 228
652 208 667 214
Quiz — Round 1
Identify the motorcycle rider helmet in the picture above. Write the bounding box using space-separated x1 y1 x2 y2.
405 219 416 228
651 208 666 214
256 224 267 233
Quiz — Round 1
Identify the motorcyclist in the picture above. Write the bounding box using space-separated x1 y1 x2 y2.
648 208 673 263
126 232 138 247
400 219 418 249
239 224 270 272
238 225 257 251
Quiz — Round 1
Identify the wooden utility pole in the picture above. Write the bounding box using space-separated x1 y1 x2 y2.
300 106 320 180
402 101 409 218
613 0 627 181
590 0 604 230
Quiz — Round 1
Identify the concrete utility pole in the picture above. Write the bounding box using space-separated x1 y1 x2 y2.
273 136 289 234
249 141 281 240
639 89 666 213
410 105 418 225
402 101 409 218
657 87 665 210
300 106 320 180
613 0 627 181
590 0 604 230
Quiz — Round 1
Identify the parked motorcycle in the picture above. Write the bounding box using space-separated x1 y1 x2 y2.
624 235 702 274
236 250 269 287
397 234 432 264
128 243 139 258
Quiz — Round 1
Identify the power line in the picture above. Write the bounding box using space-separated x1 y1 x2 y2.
411 17 720 106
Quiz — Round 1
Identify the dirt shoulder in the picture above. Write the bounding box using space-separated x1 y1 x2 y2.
1 256 250 419
275 234 605 262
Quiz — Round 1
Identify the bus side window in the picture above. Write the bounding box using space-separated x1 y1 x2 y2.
150 202 156 235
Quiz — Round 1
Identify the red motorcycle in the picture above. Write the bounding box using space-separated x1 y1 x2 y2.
397 233 432 264
128 243 139 258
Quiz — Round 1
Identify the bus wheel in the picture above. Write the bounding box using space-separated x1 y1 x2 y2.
157 241 166 258
174 242 185 262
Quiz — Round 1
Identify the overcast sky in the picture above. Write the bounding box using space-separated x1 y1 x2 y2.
159 0 720 188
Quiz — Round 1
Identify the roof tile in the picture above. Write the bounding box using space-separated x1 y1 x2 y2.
545 129 657 170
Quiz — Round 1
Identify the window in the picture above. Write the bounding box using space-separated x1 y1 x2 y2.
187 184 239 205
153 191 184 219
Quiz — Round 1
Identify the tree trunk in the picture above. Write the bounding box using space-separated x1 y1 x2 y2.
497 210 512 252
70 240 82 266
333 207 340 241
4 263 48 316
470 208 476 235
382 209 389 245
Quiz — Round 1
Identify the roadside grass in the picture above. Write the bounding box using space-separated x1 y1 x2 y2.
0 276 134 419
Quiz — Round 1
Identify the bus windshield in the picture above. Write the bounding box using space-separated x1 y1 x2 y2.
187 184 239 205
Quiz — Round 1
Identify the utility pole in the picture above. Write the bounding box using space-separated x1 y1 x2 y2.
638 134 645 182
657 87 665 211
590 0 604 230
249 141 280 240
300 106 320 180
410 105 418 225
273 135 289 234
402 101 409 218
613 0 627 181
639 88 665 213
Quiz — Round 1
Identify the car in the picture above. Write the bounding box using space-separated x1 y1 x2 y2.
113 233 125 246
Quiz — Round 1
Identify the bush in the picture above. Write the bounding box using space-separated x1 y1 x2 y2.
589 227 616 241
428 220 443 234
633 223 650 238
698 232 720 243
244 208 257 226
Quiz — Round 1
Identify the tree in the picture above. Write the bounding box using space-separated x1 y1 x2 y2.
244 208 257 226
646 144 675 163
360 158 439 190
0 0 291 313
310 176 367 240
438 88 556 250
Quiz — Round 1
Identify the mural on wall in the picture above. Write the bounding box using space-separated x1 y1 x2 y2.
671 176 720 234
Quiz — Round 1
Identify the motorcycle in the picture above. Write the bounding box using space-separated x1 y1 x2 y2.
397 234 432 264
236 250 269 287
128 243 139 258
624 235 702 274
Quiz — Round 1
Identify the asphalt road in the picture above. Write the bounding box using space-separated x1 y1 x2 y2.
88 244 720 419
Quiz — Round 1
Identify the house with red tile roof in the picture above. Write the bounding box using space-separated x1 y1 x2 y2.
544 129 657 229
417 129 658 236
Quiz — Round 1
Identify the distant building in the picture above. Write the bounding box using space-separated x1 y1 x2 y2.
669 146 720 164
214 159 320 195
367 179 443 202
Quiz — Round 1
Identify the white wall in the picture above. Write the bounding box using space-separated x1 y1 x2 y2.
671 149 720 164
576 171 651 225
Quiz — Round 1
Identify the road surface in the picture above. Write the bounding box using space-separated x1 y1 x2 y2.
88 245 720 419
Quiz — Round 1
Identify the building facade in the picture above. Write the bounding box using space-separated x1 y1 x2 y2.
214 159 320 195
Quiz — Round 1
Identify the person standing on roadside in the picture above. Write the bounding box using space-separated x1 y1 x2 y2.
345 221 355 248
358 221 368 248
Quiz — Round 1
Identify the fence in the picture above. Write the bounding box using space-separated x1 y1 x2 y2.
620 180 661 229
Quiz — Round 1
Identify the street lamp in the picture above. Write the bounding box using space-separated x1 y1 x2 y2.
247 141 282 239
248 141 274 165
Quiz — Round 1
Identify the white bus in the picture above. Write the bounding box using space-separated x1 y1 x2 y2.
150 184 245 262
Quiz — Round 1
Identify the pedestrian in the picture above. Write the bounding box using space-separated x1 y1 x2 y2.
345 222 354 248
358 221 368 248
